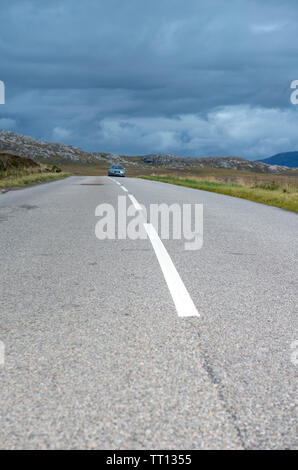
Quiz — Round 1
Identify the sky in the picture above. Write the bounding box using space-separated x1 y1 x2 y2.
0 0 298 158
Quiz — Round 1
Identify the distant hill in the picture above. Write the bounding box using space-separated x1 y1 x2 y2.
0 129 133 166
0 129 296 174
258 152 298 168
141 154 290 173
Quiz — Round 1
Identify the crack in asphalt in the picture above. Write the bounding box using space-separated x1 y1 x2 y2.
201 349 248 450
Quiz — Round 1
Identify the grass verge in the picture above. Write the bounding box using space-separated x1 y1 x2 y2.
140 175 298 212
0 171 70 190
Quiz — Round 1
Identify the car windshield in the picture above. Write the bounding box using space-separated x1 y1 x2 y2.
111 165 124 169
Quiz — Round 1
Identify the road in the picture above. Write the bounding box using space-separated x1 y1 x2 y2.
0 176 297 449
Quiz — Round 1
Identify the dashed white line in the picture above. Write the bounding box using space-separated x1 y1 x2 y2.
128 194 143 211
143 223 200 318
109 178 199 318
108 177 121 186
120 186 128 192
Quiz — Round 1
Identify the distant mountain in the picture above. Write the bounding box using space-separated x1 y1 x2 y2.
258 152 298 168
0 129 295 174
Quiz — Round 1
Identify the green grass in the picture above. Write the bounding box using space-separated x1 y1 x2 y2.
140 175 298 212
0 171 70 190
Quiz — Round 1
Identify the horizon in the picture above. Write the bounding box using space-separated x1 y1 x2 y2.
1 1 298 160
1 127 290 161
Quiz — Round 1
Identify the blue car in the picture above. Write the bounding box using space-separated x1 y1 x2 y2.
108 164 125 177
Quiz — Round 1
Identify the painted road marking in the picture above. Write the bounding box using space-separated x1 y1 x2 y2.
120 186 128 192
108 177 121 186
128 194 143 211
143 223 200 318
109 180 199 318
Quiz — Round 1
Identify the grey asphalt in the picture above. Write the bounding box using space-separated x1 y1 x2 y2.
0 176 297 449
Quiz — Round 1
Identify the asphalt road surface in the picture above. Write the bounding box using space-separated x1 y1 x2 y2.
0 176 297 449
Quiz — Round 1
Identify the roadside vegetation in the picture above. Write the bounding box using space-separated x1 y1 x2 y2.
0 152 70 191
0 171 70 190
140 175 298 212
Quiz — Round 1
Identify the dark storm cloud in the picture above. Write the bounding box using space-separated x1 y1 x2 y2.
1 0 298 157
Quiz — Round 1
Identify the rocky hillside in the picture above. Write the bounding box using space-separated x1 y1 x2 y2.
0 130 132 166
141 154 292 172
0 129 295 173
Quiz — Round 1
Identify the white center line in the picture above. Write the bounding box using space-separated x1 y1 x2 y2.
108 177 121 186
109 181 198 318
120 186 128 192
143 223 200 318
128 194 143 211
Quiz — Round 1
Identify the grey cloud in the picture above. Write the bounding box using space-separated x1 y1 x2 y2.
0 0 298 157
